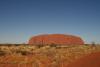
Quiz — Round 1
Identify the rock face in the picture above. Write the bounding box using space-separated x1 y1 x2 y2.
28 34 84 45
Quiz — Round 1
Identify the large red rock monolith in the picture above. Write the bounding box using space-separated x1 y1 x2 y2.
28 34 84 45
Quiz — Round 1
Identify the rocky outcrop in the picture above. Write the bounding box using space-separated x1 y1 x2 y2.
28 34 84 45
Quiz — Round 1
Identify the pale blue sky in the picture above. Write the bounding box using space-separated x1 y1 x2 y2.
0 0 100 44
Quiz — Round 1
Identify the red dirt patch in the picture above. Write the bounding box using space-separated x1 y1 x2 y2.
67 52 100 67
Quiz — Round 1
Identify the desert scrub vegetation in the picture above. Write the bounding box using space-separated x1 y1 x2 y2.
0 50 6 56
0 44 100 67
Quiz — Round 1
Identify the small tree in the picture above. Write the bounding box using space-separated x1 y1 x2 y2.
37 44 44 48
92 41 95 46
50 43 57 47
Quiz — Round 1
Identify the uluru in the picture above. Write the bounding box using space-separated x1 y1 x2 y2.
28 34 84 45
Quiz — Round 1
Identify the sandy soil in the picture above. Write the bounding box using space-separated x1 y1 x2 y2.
67 52 100 67
0 45 100 67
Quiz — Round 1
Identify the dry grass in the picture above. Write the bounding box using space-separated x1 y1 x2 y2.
0 44 100 67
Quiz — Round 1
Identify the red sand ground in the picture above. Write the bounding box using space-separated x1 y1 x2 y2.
67 52 100 67
1 52 100 67
0 45 100 67
29 34 84 45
